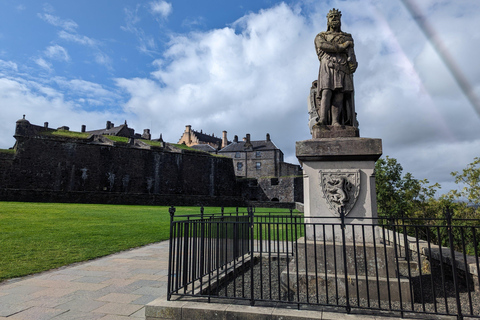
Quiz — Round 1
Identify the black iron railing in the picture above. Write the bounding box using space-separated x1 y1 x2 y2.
167 207 480 320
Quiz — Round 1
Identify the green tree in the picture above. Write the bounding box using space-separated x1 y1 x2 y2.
441 157 480 219
375 156 440 218
448 157 480 209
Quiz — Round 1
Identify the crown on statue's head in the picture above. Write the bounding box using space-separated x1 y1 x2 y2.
327 8 342 18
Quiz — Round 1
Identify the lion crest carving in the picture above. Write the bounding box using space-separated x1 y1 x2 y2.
320 170 360 216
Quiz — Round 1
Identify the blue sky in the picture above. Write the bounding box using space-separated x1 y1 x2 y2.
1 0 480 194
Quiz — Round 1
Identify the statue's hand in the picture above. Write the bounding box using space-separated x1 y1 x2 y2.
349 61 358 73
339 41 353 51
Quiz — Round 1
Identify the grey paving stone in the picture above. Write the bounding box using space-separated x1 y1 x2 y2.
55 298 107 312
131 286 166 296
91 302 143 316
0 303 32 317
26 295 75 308
0 293 35 304
128 280 164 288
96 293 142 304
129 306 145 318
131 294 158 305
130 269 161 275
2 285 47 295
74 276 111 284
6 306 68 320
50 310 105 320
58 270 111 278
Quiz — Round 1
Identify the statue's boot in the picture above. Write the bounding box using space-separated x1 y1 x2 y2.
317 108 328 125
331 106 341 126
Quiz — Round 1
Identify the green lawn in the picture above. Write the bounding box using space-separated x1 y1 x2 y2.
0 202 223 282
0 203 298 282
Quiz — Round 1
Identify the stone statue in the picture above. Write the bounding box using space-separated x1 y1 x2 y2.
309 8 358 136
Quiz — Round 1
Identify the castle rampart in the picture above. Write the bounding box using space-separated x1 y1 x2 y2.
0 118 242 206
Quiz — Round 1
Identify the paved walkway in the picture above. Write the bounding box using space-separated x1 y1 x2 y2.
0 241 170 320
0 241 413 320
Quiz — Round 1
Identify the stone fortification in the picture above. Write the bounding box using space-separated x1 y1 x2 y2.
0 118 241 206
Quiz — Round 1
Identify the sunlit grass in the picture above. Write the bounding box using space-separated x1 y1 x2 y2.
0 202 174 281
41 130 90 139
0 202 298 282
103 135 129 143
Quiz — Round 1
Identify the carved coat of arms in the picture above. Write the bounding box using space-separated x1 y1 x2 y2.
320 169 360 216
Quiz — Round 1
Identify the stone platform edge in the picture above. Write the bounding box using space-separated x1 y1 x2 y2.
296 137 382 162
145 295 428 320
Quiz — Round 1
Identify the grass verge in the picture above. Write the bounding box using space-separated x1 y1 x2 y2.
1 202 185 282
0 202 298 282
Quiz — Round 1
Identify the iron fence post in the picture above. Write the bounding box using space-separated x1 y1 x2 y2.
340 207 351 313
167 206 176 301
249 207 255 305
446 207 463 320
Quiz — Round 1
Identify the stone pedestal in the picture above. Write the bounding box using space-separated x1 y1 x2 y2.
291 136 411 303
296 137 382 242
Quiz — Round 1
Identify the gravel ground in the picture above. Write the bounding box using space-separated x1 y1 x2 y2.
209 257 480 318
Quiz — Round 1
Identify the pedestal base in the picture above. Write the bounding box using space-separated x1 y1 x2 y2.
281 239 412 303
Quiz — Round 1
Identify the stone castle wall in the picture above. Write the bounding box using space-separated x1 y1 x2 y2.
0 119 303 206
0 120 241 206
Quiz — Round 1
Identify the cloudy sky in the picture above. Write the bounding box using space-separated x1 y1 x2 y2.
1 0 479 194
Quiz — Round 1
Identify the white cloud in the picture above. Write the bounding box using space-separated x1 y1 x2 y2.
150 1 172 19
45 45 70 62
121 7 158 55
0 60 18 72
38 13 78 32
34 58 52 71
1 0 478 196
0 76 127 149
53 78 120 105
114 1 480 195
58 31 96 47
57 31 112 69
37 8 111 69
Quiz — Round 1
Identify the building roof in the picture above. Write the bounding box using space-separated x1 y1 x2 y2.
219 140 279 153
191 130 223 145
191 144 217 153
87 124 133 137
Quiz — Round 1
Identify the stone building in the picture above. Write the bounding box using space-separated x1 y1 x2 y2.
218 133 301 179
86 120 152 140
176 126 303 203
177 125 229 150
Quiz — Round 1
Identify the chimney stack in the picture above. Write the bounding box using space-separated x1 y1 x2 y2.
142 129 151 140
44 122 48 128
244 133 253 149
266 133 270 142
81 125 86 132
234 135 238 143
106 121 112 129
222 130 228 148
